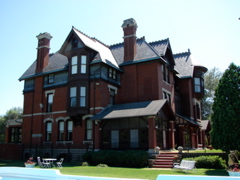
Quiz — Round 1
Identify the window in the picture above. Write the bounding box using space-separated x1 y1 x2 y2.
10 127 22 143
48 74 54 84
70 87 77 107
130 129 138 148
58 121 64 141
111 130 119 148
194 77 201 92
108 68 117 80
71 56 78 74
81 55 87 74
47 93 53 112
86 119 92 140
109 89 115 105
162 64 170 83
46 122 52 141
80 86 86 107
72 38 78 49
67 120 73 141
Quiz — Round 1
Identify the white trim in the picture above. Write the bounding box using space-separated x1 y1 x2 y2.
55 116 70 122
45 90 55 97
44 118 54 123
23 111 67 117
89 107 104 111
82 114 93 120
108 84 118 94
162 88 171 95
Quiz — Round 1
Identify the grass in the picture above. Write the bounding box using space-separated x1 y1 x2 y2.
0 160 229 180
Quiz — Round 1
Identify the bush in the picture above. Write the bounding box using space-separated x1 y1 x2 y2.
184 155 226 169
82 150 148 168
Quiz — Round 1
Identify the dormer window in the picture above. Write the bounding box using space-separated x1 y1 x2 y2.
108 68 117 80
194 77 204 93
48 74 54 84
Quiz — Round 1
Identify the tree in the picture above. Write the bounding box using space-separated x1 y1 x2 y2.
202 67 223 119
211 63 240 152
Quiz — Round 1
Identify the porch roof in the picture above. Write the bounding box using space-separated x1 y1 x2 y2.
91 99 175 120
176 114 200 126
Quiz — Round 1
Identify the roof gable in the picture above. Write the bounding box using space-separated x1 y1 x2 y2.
59 27 119 69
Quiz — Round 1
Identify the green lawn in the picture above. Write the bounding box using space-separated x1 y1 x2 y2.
0 161 229 180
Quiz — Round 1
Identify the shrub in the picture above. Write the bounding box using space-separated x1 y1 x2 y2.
184 155 226 169
82 150 148 168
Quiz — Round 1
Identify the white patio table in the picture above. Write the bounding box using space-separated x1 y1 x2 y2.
42 158 57 167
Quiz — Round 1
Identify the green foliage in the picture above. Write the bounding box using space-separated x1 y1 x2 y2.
83 150 148 168
202 67 223 120
211 63 240 152
184 155 226 169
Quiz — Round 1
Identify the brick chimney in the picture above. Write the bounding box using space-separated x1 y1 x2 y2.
36 32 52 73
122 18 138 62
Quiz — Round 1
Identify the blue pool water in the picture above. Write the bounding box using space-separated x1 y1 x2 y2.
157 175 240 180
0 167 144 180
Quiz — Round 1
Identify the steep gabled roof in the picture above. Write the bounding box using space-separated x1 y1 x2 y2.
174 49 207 79
19 53 68 81
174 50 194 78
59 27 119 69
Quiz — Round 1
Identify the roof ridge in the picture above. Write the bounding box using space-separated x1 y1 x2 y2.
149 38 169 45
174 49 191 56
73 26 108 48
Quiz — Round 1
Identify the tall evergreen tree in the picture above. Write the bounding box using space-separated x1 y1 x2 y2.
211 63 240 152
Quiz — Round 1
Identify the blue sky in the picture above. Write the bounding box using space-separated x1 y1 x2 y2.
0 0 239 116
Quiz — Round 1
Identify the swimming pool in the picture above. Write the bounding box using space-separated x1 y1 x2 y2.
157 175 240 180
0 167 144 180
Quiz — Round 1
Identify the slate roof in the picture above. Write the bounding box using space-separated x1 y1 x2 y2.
91 99 173 120
173 49 207 79
19 53 68 80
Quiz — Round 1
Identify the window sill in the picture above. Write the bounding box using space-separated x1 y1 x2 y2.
56 141 73 144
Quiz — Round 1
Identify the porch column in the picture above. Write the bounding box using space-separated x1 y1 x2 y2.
202 130 206 149
94 120 100 151
169 121 175 150
148 116 156 153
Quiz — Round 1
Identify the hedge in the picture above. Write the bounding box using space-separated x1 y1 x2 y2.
184 155 226 169
83 150 148 168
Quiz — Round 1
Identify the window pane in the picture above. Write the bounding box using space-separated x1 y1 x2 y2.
70 87 76 97
111 130 119 148
59 121 64 131
71 56 77 65
67 121 73 131
81 55 87 74
194 77 201 92
130 129 139 148
80 87 86 96
71 56 78 74
47 122 52 131
80 87 86 107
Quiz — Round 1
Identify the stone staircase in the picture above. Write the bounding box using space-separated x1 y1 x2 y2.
152 152 178 168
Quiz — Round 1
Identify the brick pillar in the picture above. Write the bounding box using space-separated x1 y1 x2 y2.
169 121 175 150
94 121 100 151
148 116 156 153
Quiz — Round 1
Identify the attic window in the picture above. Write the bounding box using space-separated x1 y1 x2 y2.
72 37 78 49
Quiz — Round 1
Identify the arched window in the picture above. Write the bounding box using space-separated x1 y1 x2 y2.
46 121 52 141
86 119 92 140
67 120 73 141
58 121 64 141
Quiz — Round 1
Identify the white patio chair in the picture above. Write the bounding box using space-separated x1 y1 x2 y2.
37 157 50 168
56 158 64 168
173 160 196 173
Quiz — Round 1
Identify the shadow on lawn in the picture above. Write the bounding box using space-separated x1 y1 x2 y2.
204 169 228 176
